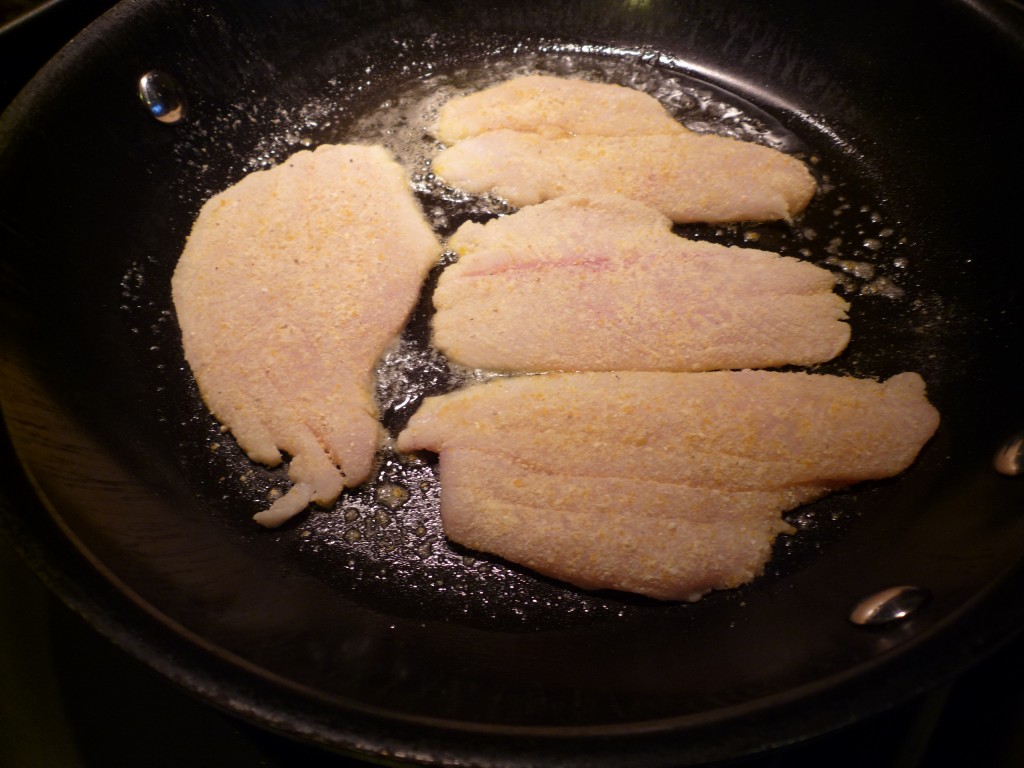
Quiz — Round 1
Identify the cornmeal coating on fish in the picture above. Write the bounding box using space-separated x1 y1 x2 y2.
435 75 686 142
434 131 815 223
434 195 849 372
432 76 816 223
396 371 940 601
172 144 441 527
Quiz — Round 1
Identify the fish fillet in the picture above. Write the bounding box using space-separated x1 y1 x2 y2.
396 371 940 601
436 75 687 142
431 76 816 223
172 144 441 527
433 194 849 372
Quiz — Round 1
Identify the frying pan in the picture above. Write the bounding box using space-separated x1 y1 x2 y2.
1 0 1023 764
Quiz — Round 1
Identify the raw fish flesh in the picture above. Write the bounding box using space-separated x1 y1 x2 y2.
433 194 849 372
396 371 940 600
173 144 441 526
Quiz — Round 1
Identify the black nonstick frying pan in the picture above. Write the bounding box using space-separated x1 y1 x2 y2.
1 0 1023 765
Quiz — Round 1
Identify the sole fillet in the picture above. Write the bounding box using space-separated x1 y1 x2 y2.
433 194 849 372
432 75 816 223
396 370 940 600
173 144 441 526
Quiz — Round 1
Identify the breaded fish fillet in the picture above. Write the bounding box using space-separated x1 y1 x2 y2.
434 131 815 223
436 75 686 142
431 76 816 223
396 371 940 600
433 195 849 372
173 144 441 527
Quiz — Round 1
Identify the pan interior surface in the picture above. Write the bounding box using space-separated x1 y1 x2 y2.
1 0 1022 764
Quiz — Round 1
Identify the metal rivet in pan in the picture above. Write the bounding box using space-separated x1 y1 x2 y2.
849 586 930 627
138 70 186 124
994 432 1024 476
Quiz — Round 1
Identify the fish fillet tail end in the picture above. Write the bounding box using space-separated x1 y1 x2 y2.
253 483 315 528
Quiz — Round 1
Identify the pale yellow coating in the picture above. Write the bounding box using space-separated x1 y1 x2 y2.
433 130 816 223
172 144 441 526
432 75 816 224
395 371 940 600
433 194 849 372
436 75 688 142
